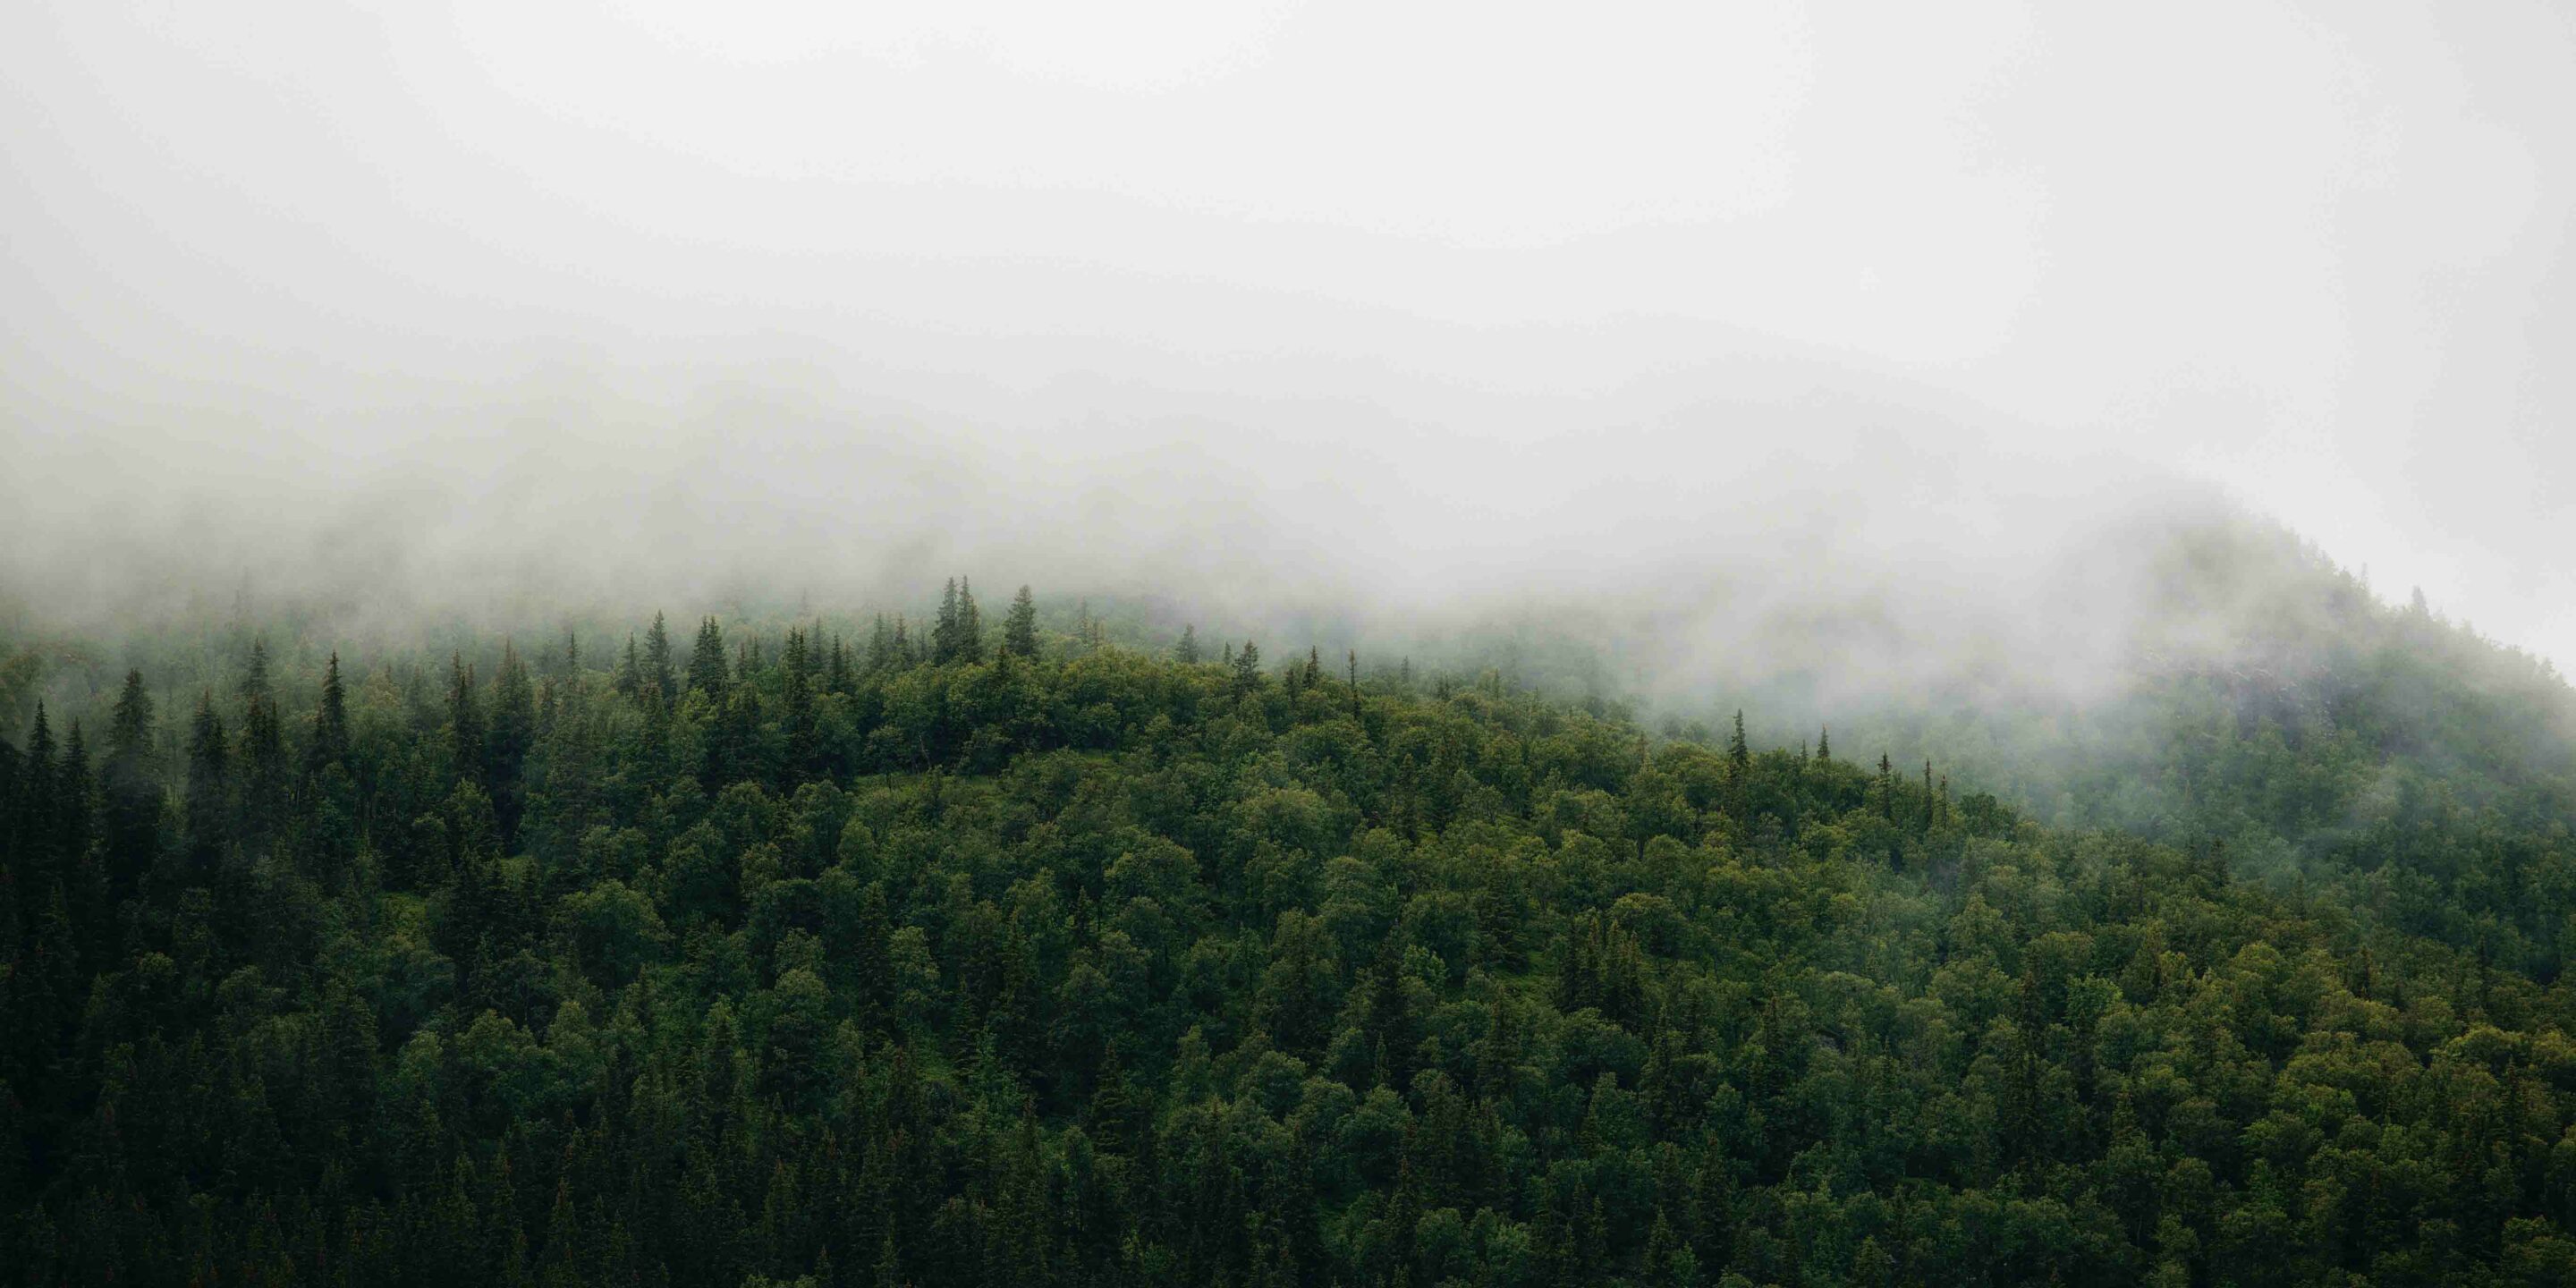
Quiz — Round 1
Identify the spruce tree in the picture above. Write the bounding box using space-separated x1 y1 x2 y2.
957 578 984 663
21 703 55 869
614 633 641 700
827 633 852 693
184 691 230 871
689 617 730 699
487 642 535 845
934 579 962 665
1004 585 1039 659
306 652 350 778
644 611 677 703
1175 625 1200 665
239 641 287 847
446 654 485 789
868 614 896 674
101 669 158 898
783 628 818 784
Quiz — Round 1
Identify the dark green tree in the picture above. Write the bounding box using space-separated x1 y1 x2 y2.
1004 585 1039 660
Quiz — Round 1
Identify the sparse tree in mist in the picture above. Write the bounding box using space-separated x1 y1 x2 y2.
1233 640 1263 693
1004 585 1039 659
1176 624 1201 665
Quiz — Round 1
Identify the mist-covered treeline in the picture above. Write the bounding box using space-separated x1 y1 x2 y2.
8 580 2576 1286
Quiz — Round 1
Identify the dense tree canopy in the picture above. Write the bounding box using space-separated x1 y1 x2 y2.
6 582 2576 1286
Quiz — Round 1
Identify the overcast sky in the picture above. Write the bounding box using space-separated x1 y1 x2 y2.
4 2 2572 665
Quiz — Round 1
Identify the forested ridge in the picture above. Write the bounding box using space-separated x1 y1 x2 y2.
8 581 2576 1286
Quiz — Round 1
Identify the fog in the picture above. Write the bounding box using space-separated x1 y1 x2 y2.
4 2 2572 702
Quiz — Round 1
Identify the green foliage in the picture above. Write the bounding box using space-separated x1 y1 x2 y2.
5 589 2576 1287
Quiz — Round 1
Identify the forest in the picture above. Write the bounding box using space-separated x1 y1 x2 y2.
7 575 2576 1287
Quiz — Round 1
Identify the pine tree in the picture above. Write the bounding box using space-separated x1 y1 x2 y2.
957 579 984 664
306 652 350 778
644 612 677 703
783 628 818 784
1728 710 1750 772
689 617 730 699
101 669 159 898
614 634 641 700
446 654 485 789
1175 625 1200 665
1232 641 1263 692
1815 725 1830 763
1004 586 1039 660
21 703 56 868
55 722 94 892
239 642 288 848
488 642 535 845
868 614 896 674
934 580 962 665
184 691 230 872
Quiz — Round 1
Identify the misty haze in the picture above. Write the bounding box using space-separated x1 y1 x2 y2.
6 3 2576 1285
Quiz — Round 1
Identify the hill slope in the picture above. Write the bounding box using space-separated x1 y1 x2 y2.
7 601 2576 1285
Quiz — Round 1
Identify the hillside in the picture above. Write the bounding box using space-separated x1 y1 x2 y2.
7 588 2576 1286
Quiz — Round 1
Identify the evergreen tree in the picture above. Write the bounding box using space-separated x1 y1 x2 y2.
826 633 852 693
100 669 159 898
1175 625 1200 665
689 617 730 699
644 611 678 703
184 691 230 871
446 654 485 789
614 634 641 700
783 628 818 784
934 580 962 665
1004 586 1039 660
238 642 288 847
488 642 535 845
20 703 55 868
306 652 350 779
957 578 984 664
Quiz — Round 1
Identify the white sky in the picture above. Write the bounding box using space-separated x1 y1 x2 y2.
4 1 2572 662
